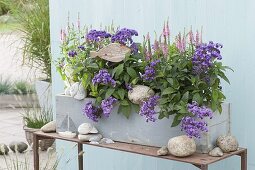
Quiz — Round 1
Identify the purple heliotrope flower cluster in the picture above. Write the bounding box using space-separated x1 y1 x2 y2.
141 59 160 81
86 30 111 42
181 116 208 138
83 97 118 122
101 96 118 117
181 101 213 138
187 101 213 119
68 50 77 57
111 28 138 54
82 101 100 122
139 95 160 122
92 69 116 87
192 41 223 75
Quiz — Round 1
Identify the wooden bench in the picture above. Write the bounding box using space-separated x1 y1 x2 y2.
33 131 247 170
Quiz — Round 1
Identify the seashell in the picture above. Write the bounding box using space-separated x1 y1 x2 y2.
70 82 79 97
58 131 76 138
74 83 87 100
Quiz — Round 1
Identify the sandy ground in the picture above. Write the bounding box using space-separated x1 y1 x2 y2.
0 108 57 170
0 32 56 169
0 32 42 83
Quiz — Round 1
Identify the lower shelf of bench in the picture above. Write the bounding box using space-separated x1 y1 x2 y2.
33 131 247 170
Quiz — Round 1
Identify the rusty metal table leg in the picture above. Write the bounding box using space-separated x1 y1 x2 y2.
33 133 39 170
193 164 208 170
200 164 208 170
78 143 83 170
239 149 247 170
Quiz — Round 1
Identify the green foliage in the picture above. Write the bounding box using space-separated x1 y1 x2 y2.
0 76 35 95
12 80 34 95
0 76 12 94
22 107 53 129
56 23 231 126
2 0 51 81
0 1 9 15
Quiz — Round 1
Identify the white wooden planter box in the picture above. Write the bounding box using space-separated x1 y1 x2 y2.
56 94 231 153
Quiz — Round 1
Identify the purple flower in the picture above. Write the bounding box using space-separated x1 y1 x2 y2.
125 83 133 91
86 30 111 42
78 45 85 51
192 41 223 75
130 43 138 54
139 95 160 122
111 28 138 45
187 101 213 119
101 96 118 117
92 69 116 87
68 50 77 57
181 116 208 138
141 60 160 81
82 102 100 122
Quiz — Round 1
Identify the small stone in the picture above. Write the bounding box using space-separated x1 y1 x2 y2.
216 135 239 153
209 147 224 157
70 82 79 97
74 83 87 100
89 126 98 134
78 134 102 142
90 141 99 145
78 123 98 135
168 135 196 157
157 146 169 156
99 138 115 144
128 85 155 104
0 143 9 155
64 86 71 96
41 121 56 133
58 131 76 138
9 141 28 153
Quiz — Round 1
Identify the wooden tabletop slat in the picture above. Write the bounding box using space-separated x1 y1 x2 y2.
34 131 246 166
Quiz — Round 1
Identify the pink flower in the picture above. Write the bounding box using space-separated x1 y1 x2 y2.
160 43 168 57
195 30 200 46
189 30 194 44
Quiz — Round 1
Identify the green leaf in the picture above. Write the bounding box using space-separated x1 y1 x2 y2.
87 63 98 69
167 78 174 85
218 71 230 84
72 67 84 75
158 113 165 119
105 88 115 98
132 103 140 113
171 114 182 127
211 100 217 111
131 77 139 84
159 98 169 105
127 67 138 79
118 105 131 118
193 93 202 104
123 74 130 83
218 104 223 113
81 73 91 89
113 64 124 77
212 90 219 102
117 89 125 100
181 91 189 103
120 100 129 106
162 87 175 95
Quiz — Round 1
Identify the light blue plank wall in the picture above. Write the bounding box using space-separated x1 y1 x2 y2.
49 0 255 169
